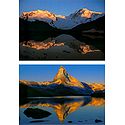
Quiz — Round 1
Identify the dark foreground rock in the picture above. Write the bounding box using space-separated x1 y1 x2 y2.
95 119 103 123
24 108 51 119
68 121 72 123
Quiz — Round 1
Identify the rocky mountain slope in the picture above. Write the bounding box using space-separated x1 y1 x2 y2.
53 66 84 88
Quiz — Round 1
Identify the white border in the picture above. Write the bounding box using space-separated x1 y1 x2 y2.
1 0 125 125
20 61 105 65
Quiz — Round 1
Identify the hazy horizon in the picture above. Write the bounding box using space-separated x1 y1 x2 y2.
19 65 105 84
19 0 105 16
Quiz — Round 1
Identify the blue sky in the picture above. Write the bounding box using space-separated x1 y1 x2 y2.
19 0 105 16
19 65 105 83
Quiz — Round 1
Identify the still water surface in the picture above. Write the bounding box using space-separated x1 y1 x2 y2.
20 96 105 125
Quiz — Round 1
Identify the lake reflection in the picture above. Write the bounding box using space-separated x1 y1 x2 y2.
20 96 105 125
20 34 104 60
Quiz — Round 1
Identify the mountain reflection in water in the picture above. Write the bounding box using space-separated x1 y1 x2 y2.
20 34 104 60
20 96 105 124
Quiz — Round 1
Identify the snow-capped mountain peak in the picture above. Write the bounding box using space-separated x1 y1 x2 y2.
20 9 57 22
70 8 103 19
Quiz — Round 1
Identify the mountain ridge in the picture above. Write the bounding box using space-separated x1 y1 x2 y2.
20 8 104 30
19 66 105 97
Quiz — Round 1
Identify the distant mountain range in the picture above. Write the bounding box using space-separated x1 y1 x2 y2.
20 8 105 32
19 66 105 97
